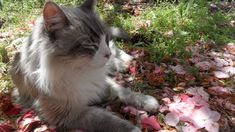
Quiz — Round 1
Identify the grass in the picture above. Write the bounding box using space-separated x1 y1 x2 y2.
101 0 234 63
0 0 234 92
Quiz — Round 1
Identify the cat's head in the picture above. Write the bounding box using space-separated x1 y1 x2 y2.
42 0 111 69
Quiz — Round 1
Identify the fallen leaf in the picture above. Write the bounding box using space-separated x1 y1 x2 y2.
147 73 165 86
195 61 213 71
213 57 230 67
6 105 22 116
170 65 186 75
214 71 230 79
224 43 235 55
215 98 235 111
208 86 232 97
220 66 235 76
141 116 161 130
0 124 15 132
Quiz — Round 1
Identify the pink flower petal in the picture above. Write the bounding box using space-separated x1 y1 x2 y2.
220 66 235 76
182 123 197 132
197 87 209 101
173 95 181 103
154 66 162 74
214 57 229 67
141 116 161 130
164 112 179 127
214 71 230 79
208 86 232 97
209 111 221 121
179 94 190 102
162 97 171 104
168 101 195 116
223 53 235 60
186 87 209 101
205 121 219 132
122 106 139 116
159 105 169 113
187 96 208 107
224 43 235 55
170 65 186 75
195 61 213 71
191 107 211 128
181 122 198 132
189 57 203 64
129 66 137 75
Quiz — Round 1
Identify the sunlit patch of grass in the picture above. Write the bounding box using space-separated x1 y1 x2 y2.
0 0 234 92
102 0 235 63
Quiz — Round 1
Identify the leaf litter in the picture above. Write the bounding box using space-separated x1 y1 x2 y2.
1 40 234 132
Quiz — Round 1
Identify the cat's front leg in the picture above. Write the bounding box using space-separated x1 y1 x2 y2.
57 107 141 132
107 78 159 113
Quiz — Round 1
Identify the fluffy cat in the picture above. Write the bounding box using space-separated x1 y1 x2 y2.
10 0 159 131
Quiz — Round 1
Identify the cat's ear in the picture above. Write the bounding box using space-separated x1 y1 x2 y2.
81 0 97 11
43 1 69 32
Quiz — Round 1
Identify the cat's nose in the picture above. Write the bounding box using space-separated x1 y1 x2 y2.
104 53 111 59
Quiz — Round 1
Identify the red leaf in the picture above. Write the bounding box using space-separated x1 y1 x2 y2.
0 124 15 132
6 105 22 116
17 110 36 124
141 116 161 131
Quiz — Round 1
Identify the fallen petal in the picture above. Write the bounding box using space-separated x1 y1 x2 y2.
210 111 221 121
214 57 229 67
181 122 198 132
205 121 219 132
129 66 137 75
122 106 139 116
214 71 230 79
208 86 232 97
165 112 179 127
195 61 213 71
141 116 161 130
179 94 190 102
170 65 186 75
220 66 235 76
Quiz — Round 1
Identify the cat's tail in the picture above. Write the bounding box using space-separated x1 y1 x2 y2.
109 27 130 41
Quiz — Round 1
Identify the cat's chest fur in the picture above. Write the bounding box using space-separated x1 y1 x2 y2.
51 66 109 105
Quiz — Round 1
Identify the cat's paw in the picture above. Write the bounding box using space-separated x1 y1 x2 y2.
130 127 142 132
142 95 159 113
118 50 133 67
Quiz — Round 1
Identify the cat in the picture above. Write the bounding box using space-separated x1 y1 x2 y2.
10 0 159 131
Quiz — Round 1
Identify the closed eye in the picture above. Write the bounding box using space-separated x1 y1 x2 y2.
89 44 99 50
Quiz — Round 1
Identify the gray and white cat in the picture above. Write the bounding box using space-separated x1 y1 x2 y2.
10 0 159 131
